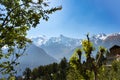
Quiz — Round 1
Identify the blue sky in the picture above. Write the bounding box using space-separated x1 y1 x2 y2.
27 0 120 38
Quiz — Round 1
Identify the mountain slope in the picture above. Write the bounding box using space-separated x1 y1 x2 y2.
103 33 120 48
19 44 57 66
16 44 57 75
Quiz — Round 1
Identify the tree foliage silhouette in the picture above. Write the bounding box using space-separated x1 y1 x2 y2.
23 67 31 80
69 34 107 80
21 58 68 80
0 0 61 75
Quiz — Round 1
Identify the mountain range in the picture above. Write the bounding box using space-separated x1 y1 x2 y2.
12 32 120 75
32 33 120 60
2 32 120 77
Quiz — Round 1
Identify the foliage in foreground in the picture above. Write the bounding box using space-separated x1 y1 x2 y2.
8 58 120 80
67 34 120 80
67 34 107 80
0 0 61 76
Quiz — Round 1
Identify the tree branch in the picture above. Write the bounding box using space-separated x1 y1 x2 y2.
1 3 27 27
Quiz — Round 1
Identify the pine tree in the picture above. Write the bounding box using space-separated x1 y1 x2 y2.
23 68 31 80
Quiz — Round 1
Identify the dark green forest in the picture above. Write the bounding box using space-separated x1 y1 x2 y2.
19 61 120 80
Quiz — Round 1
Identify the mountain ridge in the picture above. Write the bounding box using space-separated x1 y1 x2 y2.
32 32 120 60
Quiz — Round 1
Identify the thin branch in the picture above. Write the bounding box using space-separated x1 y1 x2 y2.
0 46 27 73
1 3 27 27
96 52 102 66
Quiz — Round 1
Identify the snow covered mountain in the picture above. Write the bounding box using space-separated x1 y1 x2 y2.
31 35 48 46
91 33 107 45
91 33 120 48
32 34 81 48
103 33 120 48
32 35 81 60
32 33 120 60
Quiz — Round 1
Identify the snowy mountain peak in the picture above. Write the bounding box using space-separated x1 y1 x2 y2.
92 33 107 40
31 33 120 60
60 34 64 38
97 33 106 37
107 32 120 37
31 35 48 46
31 33 120 47
32 35 81 48
45 35 81 47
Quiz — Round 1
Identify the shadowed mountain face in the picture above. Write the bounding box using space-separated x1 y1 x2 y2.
103 33 120 48
19 44 57 66
16 44 57 75
32 33 120 60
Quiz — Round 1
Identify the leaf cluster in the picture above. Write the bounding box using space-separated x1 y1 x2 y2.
0 0 61 76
